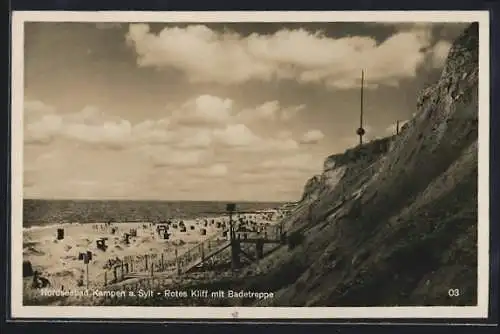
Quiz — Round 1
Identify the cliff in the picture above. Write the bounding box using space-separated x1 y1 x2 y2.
239 22 479 306
91 23 480 308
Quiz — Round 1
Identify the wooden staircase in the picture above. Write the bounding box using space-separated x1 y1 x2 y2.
104 221 287 284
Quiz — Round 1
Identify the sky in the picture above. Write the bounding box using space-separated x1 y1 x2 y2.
22 20 470 201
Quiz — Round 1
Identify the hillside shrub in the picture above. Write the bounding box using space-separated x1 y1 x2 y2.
287 231 305 250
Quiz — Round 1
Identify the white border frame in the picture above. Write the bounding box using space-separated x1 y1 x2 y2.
10 10 490 320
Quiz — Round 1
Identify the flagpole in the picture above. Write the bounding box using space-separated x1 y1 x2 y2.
356 70 366 145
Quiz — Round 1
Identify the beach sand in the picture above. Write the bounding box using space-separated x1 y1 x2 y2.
23 212 280 292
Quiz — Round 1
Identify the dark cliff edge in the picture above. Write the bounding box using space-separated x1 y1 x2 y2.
239 22 479 307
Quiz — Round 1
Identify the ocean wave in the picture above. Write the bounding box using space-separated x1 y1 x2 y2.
23 222 82 232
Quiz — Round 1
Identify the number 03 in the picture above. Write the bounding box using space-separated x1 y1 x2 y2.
448 288 460 297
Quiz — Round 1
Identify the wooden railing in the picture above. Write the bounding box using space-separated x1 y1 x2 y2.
100 232 231 285
233 222 284 242
101 219 289 286
176 232 231 272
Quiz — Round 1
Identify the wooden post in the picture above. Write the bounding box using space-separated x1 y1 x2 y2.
130 258 134 272
145 254 149 271
231 241 241 269
200 244 205 262
175 248 180 275
104 271 107 286
161 253 164 271
150 261 154 277
113 266 117 282
121 262 124 279
256 240 264 259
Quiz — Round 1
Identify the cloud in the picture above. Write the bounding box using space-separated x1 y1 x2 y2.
259 153 322 173
213 123 299 152
265 138 300 151
24 102 175 148
300 129 325 144
24 96 301 156
132 119 174 145
253 100 280 120
144 146 209 168
205 163 228 177
23 143 154 199
24 100 56 116
126 23 445 89
171 94 234 127
276 130 293 139
281 104 306 121
212 123 261 147
63 119 133 148
429 40 452 68
235 170 309 185
173 128 213 149
25 114 64 144
236 100 304 123
236 100 280 122
24 100 58 138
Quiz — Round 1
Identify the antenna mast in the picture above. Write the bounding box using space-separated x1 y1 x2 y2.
356 70 366 145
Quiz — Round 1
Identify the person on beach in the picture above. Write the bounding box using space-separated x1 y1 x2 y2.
31 271 51 288
77 271 84 287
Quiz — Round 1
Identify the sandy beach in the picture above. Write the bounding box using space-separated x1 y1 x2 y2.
23 211 281 292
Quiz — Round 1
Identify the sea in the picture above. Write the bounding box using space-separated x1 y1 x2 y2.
23 199 287 228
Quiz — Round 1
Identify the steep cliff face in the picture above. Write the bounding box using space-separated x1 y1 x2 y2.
243 22 479 306
298 136 394 227
300 175 322 201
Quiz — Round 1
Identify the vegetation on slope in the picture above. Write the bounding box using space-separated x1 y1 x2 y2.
82 23 479 307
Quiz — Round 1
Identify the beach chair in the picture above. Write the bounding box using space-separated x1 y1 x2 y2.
23 260 34 277
96 239 108 251
57 228 64 240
